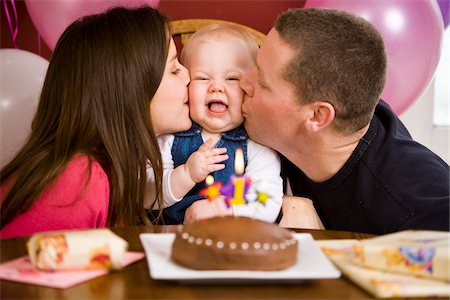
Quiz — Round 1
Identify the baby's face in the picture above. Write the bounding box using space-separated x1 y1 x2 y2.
186 37 255 133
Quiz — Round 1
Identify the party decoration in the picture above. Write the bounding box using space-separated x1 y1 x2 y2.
24 0 160 51
3 0 19 48
200 175 222 201
437 0 449 29
255 190 271 206
0 49 49 167
304 0 444 114
199 148 259 210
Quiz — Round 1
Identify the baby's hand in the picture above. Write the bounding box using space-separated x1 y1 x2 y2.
185 139 228 183
184 198 231 224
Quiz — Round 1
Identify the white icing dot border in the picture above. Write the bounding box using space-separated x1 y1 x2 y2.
178 232 297 251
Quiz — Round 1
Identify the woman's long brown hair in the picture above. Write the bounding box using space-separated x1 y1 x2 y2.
1 6 167 227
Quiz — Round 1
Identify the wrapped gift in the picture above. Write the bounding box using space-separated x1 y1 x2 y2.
354 230 449 281
317 239 450 298
27 229 128 271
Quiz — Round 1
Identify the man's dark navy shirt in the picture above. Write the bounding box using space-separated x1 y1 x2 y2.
282 100 449 234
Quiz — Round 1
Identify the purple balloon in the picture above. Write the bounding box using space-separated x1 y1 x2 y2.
304 0 444 115
437 0 449 28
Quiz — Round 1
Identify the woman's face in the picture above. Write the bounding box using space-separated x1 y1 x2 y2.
151 38 191 136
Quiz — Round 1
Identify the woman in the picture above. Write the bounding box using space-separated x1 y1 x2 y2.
0 6 191 238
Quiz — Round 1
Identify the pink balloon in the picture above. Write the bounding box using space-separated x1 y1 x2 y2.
25 0 160 51
304 0 444 114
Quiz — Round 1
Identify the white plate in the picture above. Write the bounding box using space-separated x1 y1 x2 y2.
139 233 341 283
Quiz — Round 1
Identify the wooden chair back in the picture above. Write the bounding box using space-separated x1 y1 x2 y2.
170 18 266 46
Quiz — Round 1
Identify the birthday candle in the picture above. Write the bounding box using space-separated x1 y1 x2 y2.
200 175 222 201
230 148 246 205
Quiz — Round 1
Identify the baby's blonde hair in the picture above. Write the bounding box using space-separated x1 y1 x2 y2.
180 23 259 67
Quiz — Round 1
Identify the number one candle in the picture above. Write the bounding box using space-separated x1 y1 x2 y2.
229 148 246 205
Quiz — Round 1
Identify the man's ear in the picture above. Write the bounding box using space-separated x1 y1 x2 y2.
305 101 335 132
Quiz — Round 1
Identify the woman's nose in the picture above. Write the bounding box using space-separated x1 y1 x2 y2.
240 67 255 97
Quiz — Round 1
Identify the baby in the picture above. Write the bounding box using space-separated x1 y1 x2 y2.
146 24 283 224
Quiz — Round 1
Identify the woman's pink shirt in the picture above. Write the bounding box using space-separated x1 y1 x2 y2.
0 155 110 239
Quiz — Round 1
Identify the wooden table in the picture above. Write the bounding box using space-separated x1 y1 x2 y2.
1 226 376 299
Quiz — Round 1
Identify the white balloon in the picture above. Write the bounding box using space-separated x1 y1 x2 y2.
0 49 49 167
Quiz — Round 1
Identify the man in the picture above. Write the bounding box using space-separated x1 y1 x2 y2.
240 8 449 234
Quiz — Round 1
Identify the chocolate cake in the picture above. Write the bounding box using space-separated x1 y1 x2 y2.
171 216 298 270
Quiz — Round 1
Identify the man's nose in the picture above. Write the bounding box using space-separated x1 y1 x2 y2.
240 67 255 97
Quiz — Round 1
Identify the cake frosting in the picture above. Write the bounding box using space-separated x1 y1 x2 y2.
171 216 298 270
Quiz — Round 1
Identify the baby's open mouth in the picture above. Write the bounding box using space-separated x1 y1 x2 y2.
207 101 228 113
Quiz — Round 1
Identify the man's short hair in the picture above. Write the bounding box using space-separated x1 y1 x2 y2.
275 8 387 134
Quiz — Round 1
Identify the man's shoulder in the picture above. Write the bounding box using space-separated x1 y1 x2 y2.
364 108 448 176
364 101 448 180
358 118 449 214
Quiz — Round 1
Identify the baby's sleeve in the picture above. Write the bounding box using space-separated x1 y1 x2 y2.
145 134 182 209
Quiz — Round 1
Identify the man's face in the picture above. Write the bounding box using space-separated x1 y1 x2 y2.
240 29 303 152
